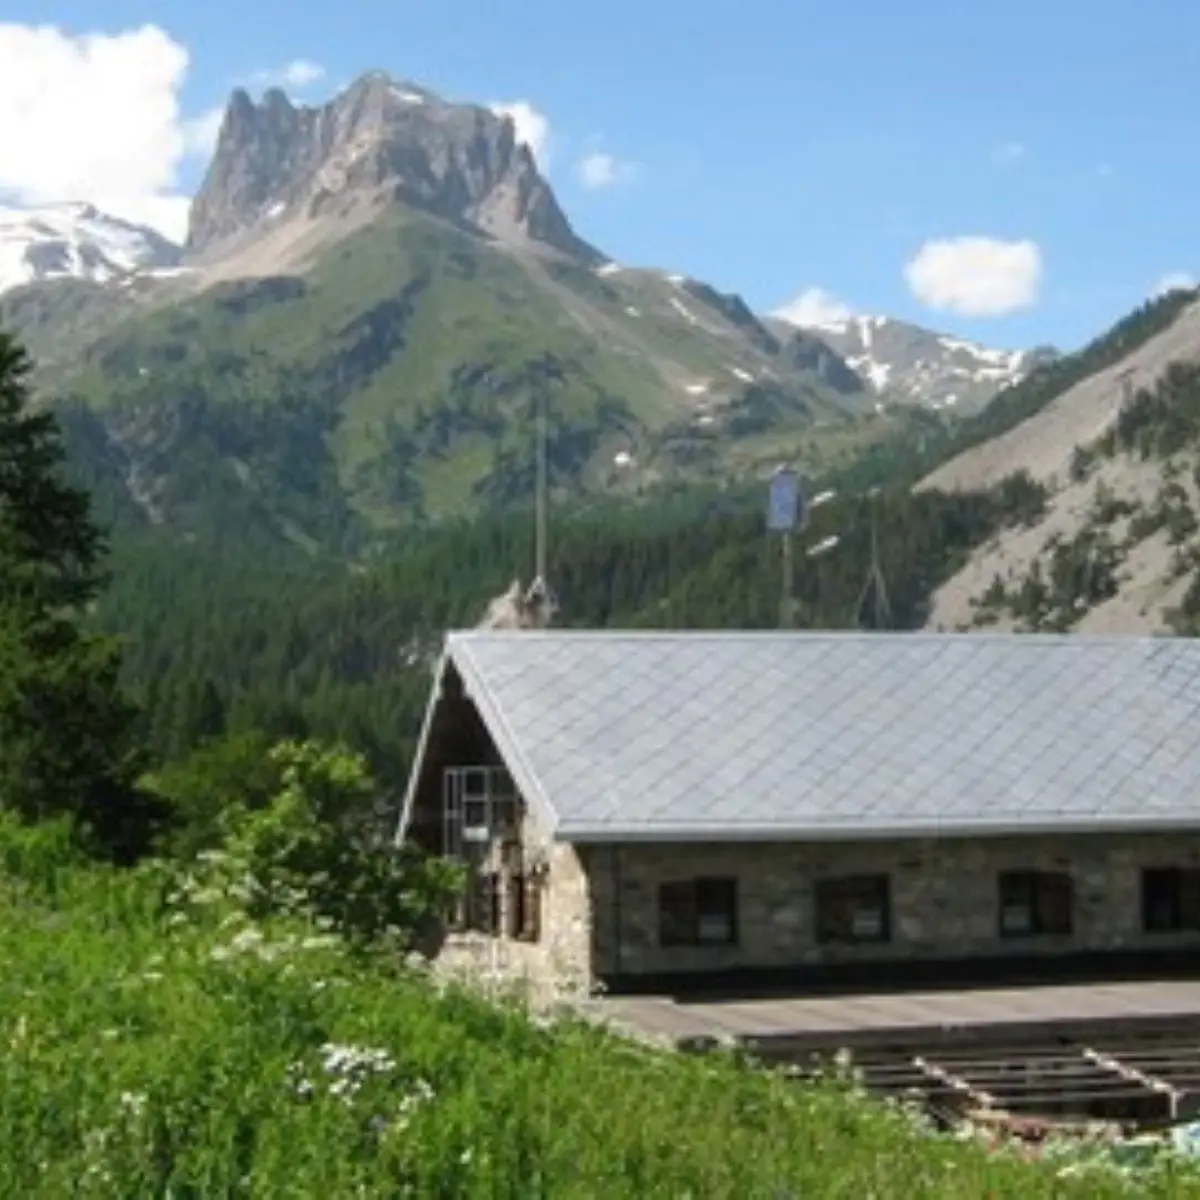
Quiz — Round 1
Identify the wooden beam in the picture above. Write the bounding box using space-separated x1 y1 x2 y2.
1083 1047 1181 1120
912 1055 995 1110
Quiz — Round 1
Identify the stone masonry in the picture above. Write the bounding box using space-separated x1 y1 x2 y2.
582 833 1200 983
436 830 1200 999
435 840 593 1006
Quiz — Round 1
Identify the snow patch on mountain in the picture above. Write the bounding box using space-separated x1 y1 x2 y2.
777 310 1037 413
0 203 181 296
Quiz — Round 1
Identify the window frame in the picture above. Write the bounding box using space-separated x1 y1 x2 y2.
657 877 739 948
997 869 1074 938
814 874 892 946
1141 866 1200 934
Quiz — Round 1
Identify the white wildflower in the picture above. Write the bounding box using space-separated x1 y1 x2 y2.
231 928 265 952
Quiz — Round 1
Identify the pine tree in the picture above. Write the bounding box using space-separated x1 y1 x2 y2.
0 331 154 860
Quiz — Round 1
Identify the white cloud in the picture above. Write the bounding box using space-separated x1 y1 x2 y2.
904 236 1042 317
993 141 1025 165
575 150 637 190
0 22 217 243
1153 271 1195 296
250 59 326 90
772 287 855 329
488 100 551 167
183 107 225 157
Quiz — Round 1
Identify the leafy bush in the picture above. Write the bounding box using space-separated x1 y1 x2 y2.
169 739 460 950
142 730 279 859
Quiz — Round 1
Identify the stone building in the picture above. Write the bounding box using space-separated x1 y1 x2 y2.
397 630 1200 999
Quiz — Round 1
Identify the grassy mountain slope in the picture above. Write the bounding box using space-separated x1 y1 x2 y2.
12 207 878 551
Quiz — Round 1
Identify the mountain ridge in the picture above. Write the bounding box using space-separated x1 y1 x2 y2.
0 68 1107 557
773 310 1054 416
3 72 1041 427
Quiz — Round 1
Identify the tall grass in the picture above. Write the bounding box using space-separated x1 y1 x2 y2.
0 818 1195 1196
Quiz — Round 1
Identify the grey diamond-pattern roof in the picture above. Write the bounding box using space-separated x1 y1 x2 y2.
448 630 1200 837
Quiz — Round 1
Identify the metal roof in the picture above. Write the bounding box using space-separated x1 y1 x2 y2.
438 630 1200 842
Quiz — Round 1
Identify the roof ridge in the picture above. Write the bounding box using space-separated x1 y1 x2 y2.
447 629 1180 647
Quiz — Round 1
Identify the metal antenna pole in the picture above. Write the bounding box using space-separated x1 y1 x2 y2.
780 530 794 629
766 464 802 629
535 390 547 583
855 491 892 629
870 501 891 628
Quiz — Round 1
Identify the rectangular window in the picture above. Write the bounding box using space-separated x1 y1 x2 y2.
1142 868 1200 933
658 878 739 947
815 875 891 945
998 870 1073 937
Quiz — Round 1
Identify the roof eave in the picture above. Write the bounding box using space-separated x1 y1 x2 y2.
394 646 451 845
556 815 1200 844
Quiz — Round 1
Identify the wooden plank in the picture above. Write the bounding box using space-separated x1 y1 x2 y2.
1083 1046 1181 1120
912 1055 995 1109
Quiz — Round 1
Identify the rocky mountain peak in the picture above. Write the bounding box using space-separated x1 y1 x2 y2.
185 71 598 264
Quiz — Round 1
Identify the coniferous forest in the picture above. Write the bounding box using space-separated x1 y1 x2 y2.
0 321 1051 845
91 437 1042 811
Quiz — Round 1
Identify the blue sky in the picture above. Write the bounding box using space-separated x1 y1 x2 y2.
2 1 1197 350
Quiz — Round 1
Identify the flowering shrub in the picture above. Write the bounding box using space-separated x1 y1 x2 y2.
169 739 460 951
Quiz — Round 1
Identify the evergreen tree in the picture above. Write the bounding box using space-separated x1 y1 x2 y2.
0 331 153 860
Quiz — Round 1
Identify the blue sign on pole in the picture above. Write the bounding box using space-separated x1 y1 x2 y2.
766 466 804 532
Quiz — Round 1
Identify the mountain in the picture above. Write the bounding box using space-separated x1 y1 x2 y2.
185 73 601 270
2 70 1115 561
917 287 1200 634
0 203 181 295
0 72 893 552
773 311 1055 414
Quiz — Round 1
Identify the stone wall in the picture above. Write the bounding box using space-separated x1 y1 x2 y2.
583 833 1200 980
435 840 594 1005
